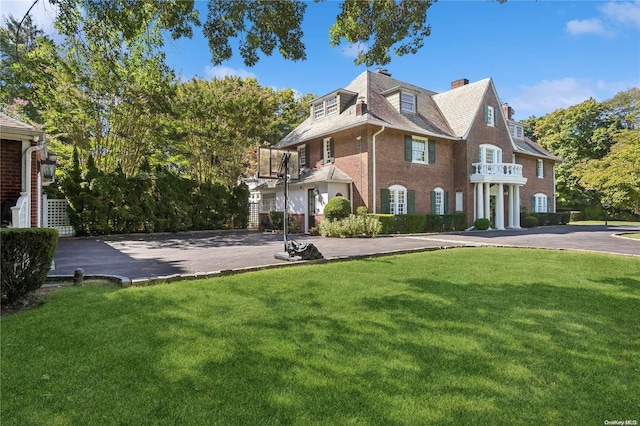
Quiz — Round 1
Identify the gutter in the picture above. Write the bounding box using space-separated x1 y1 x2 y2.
371 126 385 214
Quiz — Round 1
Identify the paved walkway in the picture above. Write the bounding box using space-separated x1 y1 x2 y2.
50 224 639 284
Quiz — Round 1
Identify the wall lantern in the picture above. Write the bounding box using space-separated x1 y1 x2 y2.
42 152 57 182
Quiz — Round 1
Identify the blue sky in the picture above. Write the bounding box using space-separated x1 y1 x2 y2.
3 0 639 119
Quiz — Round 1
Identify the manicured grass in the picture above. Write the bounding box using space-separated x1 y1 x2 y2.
570 220 640 227
2 248 639 425
621 233 640 240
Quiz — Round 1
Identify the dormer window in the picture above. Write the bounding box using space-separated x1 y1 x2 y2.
401 92 416 113
313 95 339 120
508 123 524 139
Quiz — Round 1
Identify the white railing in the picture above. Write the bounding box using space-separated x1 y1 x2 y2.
10 192 30 228
472 162 523 177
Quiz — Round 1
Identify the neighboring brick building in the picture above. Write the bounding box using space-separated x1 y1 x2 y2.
257 70 560 233
0 112 51 228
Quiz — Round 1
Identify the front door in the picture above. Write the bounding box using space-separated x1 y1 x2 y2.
307 189 316 232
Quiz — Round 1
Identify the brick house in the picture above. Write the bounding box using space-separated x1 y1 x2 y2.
257 70 560 233
0 112 53 228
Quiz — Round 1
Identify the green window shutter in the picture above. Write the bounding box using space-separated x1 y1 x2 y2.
404 135 412 161
329 138 334 158
430 190 436 214
305 145 310 166
380 188 390 214
494 107 499 128
542 162 545 178
407 190 415 214
444 191 449 214
547 196 552 212
428 139 436 163
531 196 536 212
484 104 488 124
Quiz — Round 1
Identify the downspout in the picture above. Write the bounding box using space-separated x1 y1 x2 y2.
371 126 386 214
24 137 43 228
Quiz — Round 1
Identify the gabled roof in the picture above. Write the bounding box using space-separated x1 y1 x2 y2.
432 78 492 138
277 70 459 148
0 111 43 138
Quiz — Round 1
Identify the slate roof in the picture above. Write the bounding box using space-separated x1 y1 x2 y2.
255 165 352 190
276 70 560 162
0 111 43 138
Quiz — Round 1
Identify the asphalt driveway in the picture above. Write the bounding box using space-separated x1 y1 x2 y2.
50 224 639 283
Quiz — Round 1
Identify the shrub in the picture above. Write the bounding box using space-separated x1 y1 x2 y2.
371 214 396 234
474 218 491 230
528 212 570 226
522 215 539 228
570 211 583 222
269 211 284 230
1 228 58 304
356 206 368 216
318 214 382 238
323 196 351 221
395 214 427 233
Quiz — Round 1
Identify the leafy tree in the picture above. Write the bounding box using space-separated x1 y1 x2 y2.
577 130 640 214
33 0 487 67
0 14 52 122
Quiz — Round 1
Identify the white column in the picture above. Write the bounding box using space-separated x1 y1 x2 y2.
483 183 491 222
513 185 521 228
507 185 514 228
476 182 484 219
496 183 505 230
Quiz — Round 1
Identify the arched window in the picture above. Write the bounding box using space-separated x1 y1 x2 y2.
479 144 502 164
532 193 548 213
389 185 407 215
432 187 445 215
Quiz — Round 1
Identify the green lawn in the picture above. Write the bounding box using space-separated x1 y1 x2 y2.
570 220 640 227
2 248 639 425
621 233 640 240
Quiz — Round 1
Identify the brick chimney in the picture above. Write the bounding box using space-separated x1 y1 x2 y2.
502 103 514 120
355 96 367 116
451 78 469 89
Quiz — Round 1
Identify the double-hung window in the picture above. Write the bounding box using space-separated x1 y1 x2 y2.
412 139 426 163
401 92 416 113
262 193 277 213
298 144 307 167
485 105 495 127
536 159 545 178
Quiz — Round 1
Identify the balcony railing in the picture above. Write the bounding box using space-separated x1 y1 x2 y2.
472 162 523 177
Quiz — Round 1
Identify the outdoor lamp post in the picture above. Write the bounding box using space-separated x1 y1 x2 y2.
42 152 57 183
603 203 609 226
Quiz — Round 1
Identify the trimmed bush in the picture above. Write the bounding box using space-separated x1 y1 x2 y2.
356 206 369 216
528 212 570 226
570 211 583 222
318 214 382 238
522 215 539 228
474 218 491 230
323 196 352 221
1 228 58 304
371 214 396 234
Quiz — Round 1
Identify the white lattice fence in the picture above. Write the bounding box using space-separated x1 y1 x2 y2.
45 198 74 235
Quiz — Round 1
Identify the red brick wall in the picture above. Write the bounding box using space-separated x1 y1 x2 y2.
0 139 22 201
517 155 556 212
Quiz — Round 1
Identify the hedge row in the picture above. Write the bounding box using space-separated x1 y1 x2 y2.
58 153 249 236
523 212 570 226
1 228 57 304
372 213 468 234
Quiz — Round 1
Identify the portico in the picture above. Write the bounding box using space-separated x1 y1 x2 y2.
471 162 527 229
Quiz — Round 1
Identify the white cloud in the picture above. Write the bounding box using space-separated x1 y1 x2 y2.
600 1 640 29
0 0 58 35
203 65 257 80
509 78 638 117
340 42 368 59
566 18 611 36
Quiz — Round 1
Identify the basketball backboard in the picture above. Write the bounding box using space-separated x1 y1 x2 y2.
257 147 299 180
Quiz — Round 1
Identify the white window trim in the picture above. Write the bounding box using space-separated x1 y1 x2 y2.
261 193 277 213
533 193 547 213
389 184 407 215
433 187 444 215
298 144 307 167
487 105 495 127
313 95 339 120
536 159 544 178
479 144 502 164
401 92 416 113
412 137 427 164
